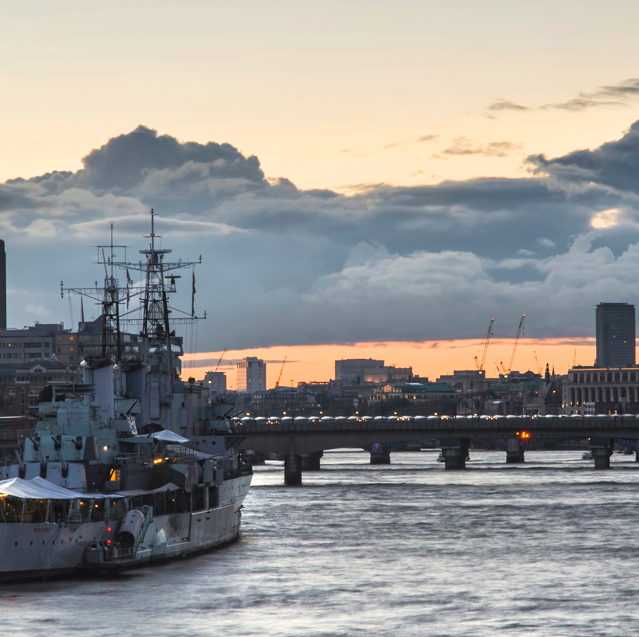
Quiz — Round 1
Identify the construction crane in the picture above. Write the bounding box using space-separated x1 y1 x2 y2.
275 356 287 387
507 314 525 373
533 350 542 375
214 348 227 372
498 360 507 375
479 318 494 371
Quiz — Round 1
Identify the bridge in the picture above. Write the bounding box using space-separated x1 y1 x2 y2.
234 415 639 484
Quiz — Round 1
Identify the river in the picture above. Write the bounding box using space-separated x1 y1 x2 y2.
2 450 639 636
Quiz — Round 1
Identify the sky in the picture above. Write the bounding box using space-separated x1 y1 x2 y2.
3 1 639 386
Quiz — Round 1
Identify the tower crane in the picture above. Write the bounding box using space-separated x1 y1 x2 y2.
507 314 525 373
275 356 287 387
533 350 542 375
479 318 494 371
214 348 227 372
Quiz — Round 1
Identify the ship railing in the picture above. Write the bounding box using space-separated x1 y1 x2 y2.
0 428 34 442
164 445 201 464
104 547 136 562
114 452 152 465
104 481 122 493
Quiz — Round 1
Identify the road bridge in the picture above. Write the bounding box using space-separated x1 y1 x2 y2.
232 415 639 484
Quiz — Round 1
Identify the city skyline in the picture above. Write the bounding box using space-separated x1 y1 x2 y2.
184 337 599 390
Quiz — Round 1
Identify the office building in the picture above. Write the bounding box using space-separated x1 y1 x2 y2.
0 323 65 363
236 357 266 393
363 366 412 383
595 303 636 367
335 359 384 383
204 371 227 396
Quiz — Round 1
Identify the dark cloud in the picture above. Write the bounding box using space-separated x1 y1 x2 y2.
4 122 639 350
417 135 438 142
76 125 266 192
528 120 639 193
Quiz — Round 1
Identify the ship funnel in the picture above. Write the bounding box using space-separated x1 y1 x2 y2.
81 355 114 422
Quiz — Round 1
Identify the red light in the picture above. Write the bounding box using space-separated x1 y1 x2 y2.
107 539 111 544
107 527 112 532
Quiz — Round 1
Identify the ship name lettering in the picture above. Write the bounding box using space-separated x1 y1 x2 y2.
34 528 51 533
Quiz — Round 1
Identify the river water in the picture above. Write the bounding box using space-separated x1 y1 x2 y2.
3 450 639 636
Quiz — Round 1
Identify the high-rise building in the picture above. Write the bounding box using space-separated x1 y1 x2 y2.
236 357 266 393
595 303 636 367
335 358 385 384
204 370 227 396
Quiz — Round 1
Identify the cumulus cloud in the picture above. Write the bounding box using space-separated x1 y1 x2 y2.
528 120 639 195
4 122 639 349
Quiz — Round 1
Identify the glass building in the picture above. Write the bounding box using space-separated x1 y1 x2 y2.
595 303 636 368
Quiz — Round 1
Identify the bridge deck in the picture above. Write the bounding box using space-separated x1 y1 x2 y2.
237 416 639 454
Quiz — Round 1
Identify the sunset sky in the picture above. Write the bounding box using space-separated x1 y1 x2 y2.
3 1 639 386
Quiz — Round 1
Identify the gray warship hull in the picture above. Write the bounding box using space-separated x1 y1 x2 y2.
0 474 251 582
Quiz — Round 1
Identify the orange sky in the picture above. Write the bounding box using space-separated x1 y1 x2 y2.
180 338 598 388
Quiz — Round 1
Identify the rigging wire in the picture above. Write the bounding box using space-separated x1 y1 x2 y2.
68 296 74 330
193 318 199 371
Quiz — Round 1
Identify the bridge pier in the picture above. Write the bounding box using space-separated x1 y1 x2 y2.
284 454 303 485
506 438 525 464
589 438 614 469
301 451 323 471
440 438 469 470
370 450 391 464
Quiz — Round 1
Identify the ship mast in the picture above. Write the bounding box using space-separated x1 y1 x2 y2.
133 209 202 383
62 211 204 430
61 223 125 363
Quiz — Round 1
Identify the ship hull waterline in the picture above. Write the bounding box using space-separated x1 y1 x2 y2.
0 474 251 583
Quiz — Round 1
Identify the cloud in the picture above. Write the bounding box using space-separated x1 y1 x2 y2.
440 138 522 158
488 100 530 112
541 97 622 112
490 78 639 115
542 78 639 111
528 120 639 195
76 125 266 192
383 135 439 150
5 122 639 350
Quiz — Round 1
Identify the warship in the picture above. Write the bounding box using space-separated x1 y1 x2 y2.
0 212 252 582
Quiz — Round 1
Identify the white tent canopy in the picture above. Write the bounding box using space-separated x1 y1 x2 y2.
146 430 191 444
0 477 122 500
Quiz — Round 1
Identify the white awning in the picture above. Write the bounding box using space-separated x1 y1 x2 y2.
116 482 182 497
146 430 191 444
0 477 123 500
